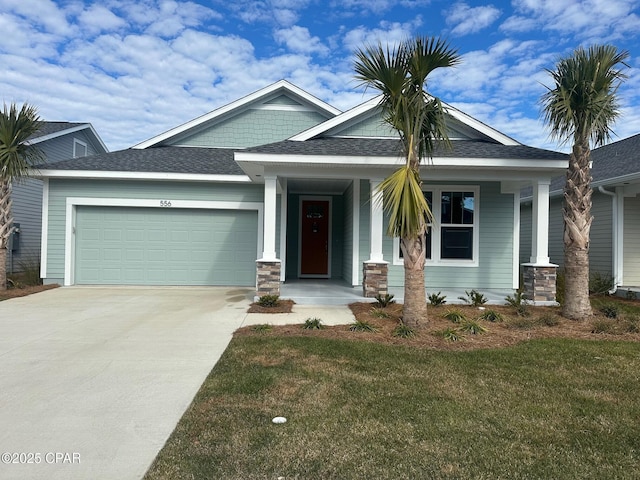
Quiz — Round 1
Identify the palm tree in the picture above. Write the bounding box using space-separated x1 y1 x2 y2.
0 103 44 289
354 36 461 327
541 45 629 319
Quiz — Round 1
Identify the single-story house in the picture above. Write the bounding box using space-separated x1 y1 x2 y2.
37 80 567 301
8 122 107 273
521 133 640 294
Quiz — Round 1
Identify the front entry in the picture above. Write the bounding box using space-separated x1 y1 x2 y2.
299 198 330 277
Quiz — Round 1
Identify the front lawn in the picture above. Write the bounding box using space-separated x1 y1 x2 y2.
144 306 640 480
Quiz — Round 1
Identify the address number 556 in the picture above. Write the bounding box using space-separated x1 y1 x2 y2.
160 200 172 207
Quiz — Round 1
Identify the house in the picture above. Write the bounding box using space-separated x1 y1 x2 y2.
37 80 567 302
8 122 107 273
520 133 640 294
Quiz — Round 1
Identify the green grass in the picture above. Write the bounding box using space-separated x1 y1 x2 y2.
144 337 640 480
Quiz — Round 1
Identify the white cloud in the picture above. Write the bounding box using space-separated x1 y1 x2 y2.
273 26 330 56
342 17 423 52
77 5 127 36
446 2 502 36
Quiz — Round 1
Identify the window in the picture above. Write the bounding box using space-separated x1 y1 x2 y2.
393 186 479 266
73 138 88 158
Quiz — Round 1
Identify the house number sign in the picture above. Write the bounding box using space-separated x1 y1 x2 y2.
160 200 172 207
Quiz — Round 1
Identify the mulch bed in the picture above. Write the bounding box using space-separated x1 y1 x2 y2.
247 299 295 313
237 301 640 351
0 283 59 300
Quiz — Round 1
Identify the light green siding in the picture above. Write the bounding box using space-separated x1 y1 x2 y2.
75 206 257 285
623 195 640 285
590 192 613 276
519 200 532 265
337 115 397 138
176 109 329 148
384 182 514 289
45 179 264 284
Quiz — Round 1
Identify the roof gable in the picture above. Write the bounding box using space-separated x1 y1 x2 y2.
134 80 341 150
29 122 108 153
290 95 521 145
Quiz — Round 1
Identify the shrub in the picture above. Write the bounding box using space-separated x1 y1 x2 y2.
370 307 390 319
257 294 280 308
375 293 395 308
591 319 617 334
302 318 324 330
539 313 560 326
460 320 487 335
623 317 640 333
17 255 42 286
458 289 488 306
435 327 463 342
252 324 273 334
428 292 447 306
505 290 530 317
625 289 638 301
507 317 537 330
392 323 415 338
599 303 619 319
589 272 614 296
479 309 503 322
349 320 378 332
443 309 467 323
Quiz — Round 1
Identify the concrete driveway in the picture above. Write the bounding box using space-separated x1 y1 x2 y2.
0 286 254 480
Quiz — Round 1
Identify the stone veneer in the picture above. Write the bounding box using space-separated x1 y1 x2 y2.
522 265 557 303
256 260 281 297
363 262 389 298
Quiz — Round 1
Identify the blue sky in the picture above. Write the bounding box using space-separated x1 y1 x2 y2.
1 0 639 152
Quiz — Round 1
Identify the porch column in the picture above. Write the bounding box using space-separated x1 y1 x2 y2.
521 178 557 304
257 175 281 297
363 179 388 298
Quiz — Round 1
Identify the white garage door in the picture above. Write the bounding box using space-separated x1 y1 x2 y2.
75 206 258 285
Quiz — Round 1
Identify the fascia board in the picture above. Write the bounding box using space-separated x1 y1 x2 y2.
31 124 109 153
35 169 252 183
442 102 521 146
133 80 341 149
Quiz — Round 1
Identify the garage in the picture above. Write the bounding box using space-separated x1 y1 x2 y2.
74 206 258 285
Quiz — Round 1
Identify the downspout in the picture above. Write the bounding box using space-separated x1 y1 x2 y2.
598 186 619 294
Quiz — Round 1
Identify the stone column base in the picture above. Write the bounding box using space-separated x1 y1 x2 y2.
363 262 388 298
522 264 558 304
256 260 281 297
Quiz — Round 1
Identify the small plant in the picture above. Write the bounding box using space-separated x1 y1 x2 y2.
370 307 390 319
375 293 395 308
458 289 488 306
591 319 617 334
16 254 42 286
392 323 415 338
507 317 536 330
505 290 530 317
479 309 503 322
443 309 467 323
252 324 273 334
625 289 637 300
623 317 640 333
428 292 447 306
436 327 463 342
302 318 324 330
349 320 378 332
589 272 614 296
460 320 487 335
539 313 560 326
599 303 619 319
257 294 280 308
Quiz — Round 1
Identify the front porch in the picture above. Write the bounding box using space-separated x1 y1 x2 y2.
280 279 513 306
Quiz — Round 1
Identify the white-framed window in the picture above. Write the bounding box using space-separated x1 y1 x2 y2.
73 138 88 158
393 185 479 267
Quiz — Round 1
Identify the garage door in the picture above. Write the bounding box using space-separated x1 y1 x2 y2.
75 206 258 285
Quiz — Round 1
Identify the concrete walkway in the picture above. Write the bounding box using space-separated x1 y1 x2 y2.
0 286 355 480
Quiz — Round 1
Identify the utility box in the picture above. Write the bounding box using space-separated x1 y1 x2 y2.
8 223 20 252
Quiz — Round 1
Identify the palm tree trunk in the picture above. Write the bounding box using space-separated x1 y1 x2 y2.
401 235 428 327
0 179 12 290
562 140 593 319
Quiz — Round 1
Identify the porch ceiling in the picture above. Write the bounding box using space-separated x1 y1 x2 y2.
286 178 352 194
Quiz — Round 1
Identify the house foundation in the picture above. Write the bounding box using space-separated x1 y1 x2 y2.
522 264 557 304
256 260 281 297
363 261 388 298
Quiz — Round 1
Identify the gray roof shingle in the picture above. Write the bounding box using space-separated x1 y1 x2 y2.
40 146 244 175
30 122 86 140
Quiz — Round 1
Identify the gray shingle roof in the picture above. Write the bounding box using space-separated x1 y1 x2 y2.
246 137 568 160
546 133 640 193
40 146 244 175
30 122 86 140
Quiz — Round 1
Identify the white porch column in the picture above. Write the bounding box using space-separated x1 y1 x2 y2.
261 175 278 261
368 179 384 262
530 178 551 265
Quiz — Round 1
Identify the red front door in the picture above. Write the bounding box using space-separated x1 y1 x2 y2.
300 199 329 276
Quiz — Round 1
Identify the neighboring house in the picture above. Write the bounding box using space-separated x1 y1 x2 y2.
8 122 107 273
521 133 640 293
37 80 567 301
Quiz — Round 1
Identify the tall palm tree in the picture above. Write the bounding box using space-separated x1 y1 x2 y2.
541 45 629 319
354 36 461 327
0 103 44 289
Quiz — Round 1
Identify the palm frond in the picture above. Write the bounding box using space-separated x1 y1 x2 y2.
0 103 45 181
